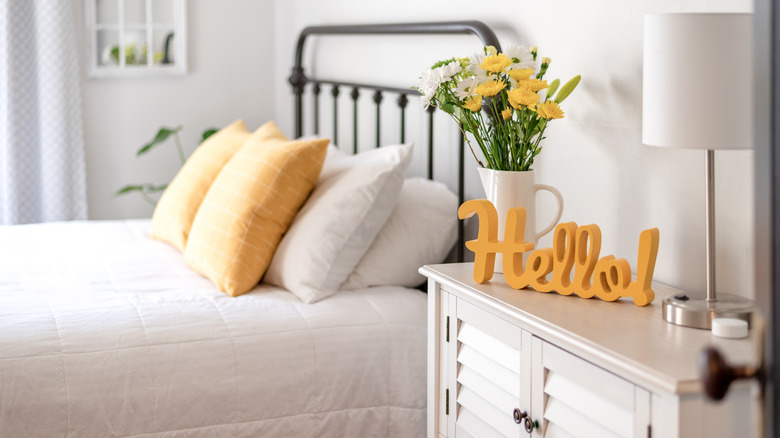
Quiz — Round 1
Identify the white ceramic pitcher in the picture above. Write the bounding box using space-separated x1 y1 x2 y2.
477 168 564 273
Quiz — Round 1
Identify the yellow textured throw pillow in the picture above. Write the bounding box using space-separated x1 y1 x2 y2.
184 123 328 296
150 120 252 251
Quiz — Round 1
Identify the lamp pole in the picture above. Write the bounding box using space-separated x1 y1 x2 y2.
706 149 716 304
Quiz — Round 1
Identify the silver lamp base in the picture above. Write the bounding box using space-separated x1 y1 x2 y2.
662 292 753 330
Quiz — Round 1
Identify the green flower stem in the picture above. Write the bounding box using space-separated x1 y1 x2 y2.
486 96 508 169
434 87 496 169
471 110 496 168
522 118 548 169
463 115 492 167
456 123 485 167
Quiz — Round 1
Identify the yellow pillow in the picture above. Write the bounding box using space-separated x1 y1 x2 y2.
184 122 328 296
150 120 252 251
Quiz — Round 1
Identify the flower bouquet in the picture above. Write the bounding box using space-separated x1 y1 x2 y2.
417 45 580 171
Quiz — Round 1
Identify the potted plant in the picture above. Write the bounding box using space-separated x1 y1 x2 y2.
418 45 579 270
117 126 217 205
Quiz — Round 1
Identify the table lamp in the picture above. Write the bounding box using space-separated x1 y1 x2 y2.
642 13 754 329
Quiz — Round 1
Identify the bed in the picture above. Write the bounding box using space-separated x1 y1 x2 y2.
0 22 501 437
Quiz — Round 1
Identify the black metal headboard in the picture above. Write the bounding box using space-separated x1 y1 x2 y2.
288 21 501 262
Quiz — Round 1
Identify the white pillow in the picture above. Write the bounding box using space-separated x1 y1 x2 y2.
341 178 458 290
264 144 413 303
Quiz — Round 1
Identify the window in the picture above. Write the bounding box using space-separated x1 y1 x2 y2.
84 0 187 78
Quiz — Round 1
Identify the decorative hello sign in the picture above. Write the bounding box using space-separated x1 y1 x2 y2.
458 200 660 306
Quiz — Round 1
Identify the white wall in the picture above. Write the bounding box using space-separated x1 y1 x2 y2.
272 0 755 297
73 0 276 220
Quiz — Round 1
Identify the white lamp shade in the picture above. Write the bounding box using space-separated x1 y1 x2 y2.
642 13 752 150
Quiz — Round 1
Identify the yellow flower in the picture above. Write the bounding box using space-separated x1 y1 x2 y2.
542 56 552 66
528 79 549 92
536 101 565 119
508 88 540 109
507 68 535 82
474 80 506 97
480 54 512 74
485 46 498 56
514 80 531 91
463 95 482 112
516 79 548 92
501 108 512 120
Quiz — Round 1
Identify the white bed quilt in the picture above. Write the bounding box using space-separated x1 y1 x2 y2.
0 220 426 437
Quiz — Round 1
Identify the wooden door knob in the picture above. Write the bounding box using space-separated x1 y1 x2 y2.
699 346 758 400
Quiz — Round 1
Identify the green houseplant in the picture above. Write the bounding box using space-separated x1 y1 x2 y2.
116 126 217 205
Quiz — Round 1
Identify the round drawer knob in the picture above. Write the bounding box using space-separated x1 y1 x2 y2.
512 408 526 424
513 408 538 432
524 416 539 433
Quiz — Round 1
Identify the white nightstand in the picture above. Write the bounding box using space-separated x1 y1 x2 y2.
421 263 759 438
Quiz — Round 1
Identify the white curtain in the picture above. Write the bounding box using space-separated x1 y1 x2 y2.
0 0 87 225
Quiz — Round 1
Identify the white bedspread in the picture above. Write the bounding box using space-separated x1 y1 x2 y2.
0 220 426 437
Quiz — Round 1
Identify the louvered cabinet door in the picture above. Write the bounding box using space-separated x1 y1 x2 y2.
447 297 532 438
530 339 651 438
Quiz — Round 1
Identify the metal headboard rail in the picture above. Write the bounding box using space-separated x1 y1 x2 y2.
305 80 418 150
289 21 502 262
289 21 502 137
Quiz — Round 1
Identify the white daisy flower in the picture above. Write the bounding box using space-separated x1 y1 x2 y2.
454 76 480 101
505 45 536 70
438 61 462 81
419 61 459 93
467 51 489 82
420 93 433 108
418 68 441 97
418 61 463 108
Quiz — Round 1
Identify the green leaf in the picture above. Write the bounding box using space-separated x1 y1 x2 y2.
545 79 560 100
146 184 169 193
137 126 183 156
439 102 457 115
554 75 581 104
454 107 468 126
115 185 146 196
116 182 168 197
201 128 218 142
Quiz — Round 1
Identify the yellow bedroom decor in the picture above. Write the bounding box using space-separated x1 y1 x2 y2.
149 119 253 252
458 199 659 306
417 45 579 172
184 122 328 297
417 45 580 271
